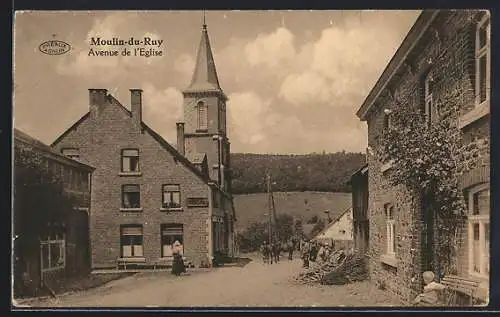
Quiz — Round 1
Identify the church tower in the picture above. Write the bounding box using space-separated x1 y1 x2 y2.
178 20 231 192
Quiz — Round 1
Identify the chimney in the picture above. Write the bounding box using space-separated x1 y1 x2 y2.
176 122 185 155
89 89 108 118
130 89 142 132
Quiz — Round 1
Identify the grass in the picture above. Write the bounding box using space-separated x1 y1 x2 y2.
234 191 352 231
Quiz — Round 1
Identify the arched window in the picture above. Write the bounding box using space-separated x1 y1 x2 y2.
197 101 208 130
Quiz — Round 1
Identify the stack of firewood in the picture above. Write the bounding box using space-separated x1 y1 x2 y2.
292 249 368 286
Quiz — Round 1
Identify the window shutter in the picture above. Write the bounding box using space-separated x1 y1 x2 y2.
163 185 180 192
162 225 183 236
122 149 139 156
122 226 142 236
123 184 139 192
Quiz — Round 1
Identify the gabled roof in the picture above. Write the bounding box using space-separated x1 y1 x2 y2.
15 128 95 171
314 207 352 239
356 10 439 121
50 93 210 183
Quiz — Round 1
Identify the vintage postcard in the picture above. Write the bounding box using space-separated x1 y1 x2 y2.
12 10 491 309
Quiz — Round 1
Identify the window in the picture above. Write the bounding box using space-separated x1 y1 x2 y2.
476 13 490 105
161 224 183 257
162 185 181 209
197 101 208 131
40 232 65 272
468 183 490 278
120 225 143 258
61 148 79 160
121 149 140 173
383 113 391 131
385 203 396 256
424 72 435 126
187 197 209 207
122 185 140 209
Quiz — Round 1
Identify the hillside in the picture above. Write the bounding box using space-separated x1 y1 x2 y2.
230 152 366 194
233 191 352 231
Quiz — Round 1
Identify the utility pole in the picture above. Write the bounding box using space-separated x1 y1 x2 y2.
266 172 273 264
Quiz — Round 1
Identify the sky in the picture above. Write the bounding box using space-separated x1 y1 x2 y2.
13 10 420 154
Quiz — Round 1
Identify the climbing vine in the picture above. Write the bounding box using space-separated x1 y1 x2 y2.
376 88 468 277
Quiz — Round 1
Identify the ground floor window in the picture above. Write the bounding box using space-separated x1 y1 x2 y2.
120 225 143 257
384 203 396 256
161 224 183 257
468 183 490 278
40 232 66 272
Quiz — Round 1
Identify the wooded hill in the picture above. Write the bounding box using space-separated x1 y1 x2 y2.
230 152 366 194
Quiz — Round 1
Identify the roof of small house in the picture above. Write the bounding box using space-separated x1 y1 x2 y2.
14 128 95 171
313 207 352 239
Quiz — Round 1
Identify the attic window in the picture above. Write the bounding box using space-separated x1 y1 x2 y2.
61 148 79 160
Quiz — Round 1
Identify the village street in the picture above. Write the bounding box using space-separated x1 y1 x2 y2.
19 254 401 308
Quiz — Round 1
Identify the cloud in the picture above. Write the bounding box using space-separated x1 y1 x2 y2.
141 83 183 143
278 71 332 106
56 13 164 81
244 27 296 67
227 91 271 147
173 53 195 78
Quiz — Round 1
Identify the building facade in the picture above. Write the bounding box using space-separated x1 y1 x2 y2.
51 22 235 269
356 10 490 303
349 164 369 254
14 129 94 295
313 208 353 249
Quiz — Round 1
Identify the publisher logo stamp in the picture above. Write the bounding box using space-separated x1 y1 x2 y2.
39 40 71 55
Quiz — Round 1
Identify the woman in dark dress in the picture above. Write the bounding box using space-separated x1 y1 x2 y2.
171 240 186 276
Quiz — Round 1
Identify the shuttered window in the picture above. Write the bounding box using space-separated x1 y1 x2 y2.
161 224 183 257
120 225 143 257
197 101 208 130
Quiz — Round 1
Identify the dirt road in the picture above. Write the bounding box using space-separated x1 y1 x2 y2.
17 256 401 307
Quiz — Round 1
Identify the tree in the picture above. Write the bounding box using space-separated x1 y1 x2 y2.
310 218 326 239
275 213 294 243
377 88 467 277
14 146 77 262
307 215 319 224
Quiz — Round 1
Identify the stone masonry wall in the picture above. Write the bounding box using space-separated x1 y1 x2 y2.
365 10 490 303
52 94 212 268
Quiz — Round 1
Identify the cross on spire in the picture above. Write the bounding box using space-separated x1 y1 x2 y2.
202 10 207 29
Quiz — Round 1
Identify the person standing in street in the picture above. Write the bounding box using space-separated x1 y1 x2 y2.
301 240 310 268
171 240 186 276
287 239 294 260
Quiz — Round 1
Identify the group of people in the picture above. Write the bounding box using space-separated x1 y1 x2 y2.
260 238 297 264
299 239 334 268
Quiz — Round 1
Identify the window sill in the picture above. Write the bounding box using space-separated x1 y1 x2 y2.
41 266 65 272
196 129 208 133
160 207 183 212
458 100 490 130
74 207 89 212
117 257 146 263
380 254 397 267
120 208 143 212
118 172 142 177
380 160 394 173
188 205 209 208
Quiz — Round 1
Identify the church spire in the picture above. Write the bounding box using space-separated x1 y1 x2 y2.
185 12 221 92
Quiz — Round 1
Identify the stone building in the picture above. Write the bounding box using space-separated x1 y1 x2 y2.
51 22 235 269
14 129 94 295
349 164 369 254
356 10 490 303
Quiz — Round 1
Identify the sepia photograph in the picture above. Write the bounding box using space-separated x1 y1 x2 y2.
12 9 491 308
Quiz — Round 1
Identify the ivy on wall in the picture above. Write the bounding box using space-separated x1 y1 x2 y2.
376 88 468 277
